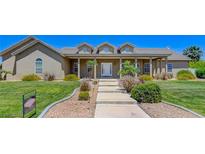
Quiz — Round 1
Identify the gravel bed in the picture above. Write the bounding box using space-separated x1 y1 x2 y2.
44 82 98 118
139 103 199 118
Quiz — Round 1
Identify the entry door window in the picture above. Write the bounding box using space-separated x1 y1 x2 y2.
101 63 112 76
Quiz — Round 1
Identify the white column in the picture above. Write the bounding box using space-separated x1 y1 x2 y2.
156 59 159 74
94 58 97 79
165 57 168 73
160 58 162 73
135 58 138 77
78 58 80 78
149 57 152 77
120 58 122 79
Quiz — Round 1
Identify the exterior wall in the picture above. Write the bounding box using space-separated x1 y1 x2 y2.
162 60 189 77
2 55 16 80
96 59 120 78
14 43 66 80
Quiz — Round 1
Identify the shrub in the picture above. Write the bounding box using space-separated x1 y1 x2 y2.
155 73 173 80
118 60 139 77
195 68 205 79
44 73 55 81
80 79 91 91
22 74 41 81
120 75 140 92
93 79 98 85
131 83 162 103
139 75 153 81
189 60 205 69
167 73 173 79
78 91 90 100
154 73 161 80
177 70 195 80
64 74 79 81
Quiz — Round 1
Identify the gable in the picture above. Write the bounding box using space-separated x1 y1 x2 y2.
15 43 64 64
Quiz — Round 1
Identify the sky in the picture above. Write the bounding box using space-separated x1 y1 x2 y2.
0 35 205 63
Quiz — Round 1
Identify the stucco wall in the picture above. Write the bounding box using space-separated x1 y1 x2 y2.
2 55 16 80
14 43 66 79
163 60 189 77
96 59 120 78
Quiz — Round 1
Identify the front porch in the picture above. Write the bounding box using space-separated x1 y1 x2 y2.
67 57 169 79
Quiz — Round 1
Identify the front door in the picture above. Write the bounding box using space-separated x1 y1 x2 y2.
101 63 112 77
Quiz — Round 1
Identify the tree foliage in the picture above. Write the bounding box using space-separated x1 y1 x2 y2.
118 60 139 77
183 46 203 61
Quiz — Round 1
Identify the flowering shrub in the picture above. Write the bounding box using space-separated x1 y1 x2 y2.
120 75 140 92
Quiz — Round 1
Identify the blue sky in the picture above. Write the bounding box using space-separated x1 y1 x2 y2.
0 35 205 63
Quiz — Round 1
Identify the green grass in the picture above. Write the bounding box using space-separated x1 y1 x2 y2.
153 80 205 116
0 81 80 118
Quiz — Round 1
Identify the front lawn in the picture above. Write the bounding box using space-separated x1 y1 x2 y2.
154 80 205 116
0 81 80 117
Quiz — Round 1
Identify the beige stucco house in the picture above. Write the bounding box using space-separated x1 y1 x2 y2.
0 36 190 80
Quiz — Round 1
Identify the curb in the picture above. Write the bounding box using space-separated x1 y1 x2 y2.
163 100 204 118
38 88 79 118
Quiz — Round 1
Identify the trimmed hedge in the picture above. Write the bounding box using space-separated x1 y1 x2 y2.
177 70 195 80
22 74 41 81
64 74 79 81
139 75 153 81
78 91 90 100
195 68 205 79
131 83 162 103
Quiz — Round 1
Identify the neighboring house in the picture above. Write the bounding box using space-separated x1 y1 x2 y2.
0 36 190 80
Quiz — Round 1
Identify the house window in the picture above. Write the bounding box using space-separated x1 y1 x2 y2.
87 63 92 73
103 46 110 53
167 63 173 72
144 63 150 73
124 47 131 53
73 62 78 73
35 58 42 73
82 47 89 53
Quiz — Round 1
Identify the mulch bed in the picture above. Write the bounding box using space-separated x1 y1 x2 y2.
139 103 199 118
44 81 98 118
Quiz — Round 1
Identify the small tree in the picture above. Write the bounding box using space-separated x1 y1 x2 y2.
118 60 139 77
183 46 203 61
87 60 97 79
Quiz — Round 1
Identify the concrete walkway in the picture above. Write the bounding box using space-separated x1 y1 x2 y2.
95 79 150 118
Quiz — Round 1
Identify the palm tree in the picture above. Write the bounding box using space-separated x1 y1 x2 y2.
118 60 139 77
183 46 203 61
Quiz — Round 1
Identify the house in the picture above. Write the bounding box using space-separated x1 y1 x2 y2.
0 36 190 80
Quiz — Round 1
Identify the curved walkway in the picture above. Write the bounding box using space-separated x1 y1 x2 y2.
94 79 150 118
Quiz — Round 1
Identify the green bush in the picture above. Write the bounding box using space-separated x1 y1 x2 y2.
80 79 91 91
189 60 205 69
93 80 98 85
195 68 205 79
177 70 195 80
118 60 139 76
22 74 41 81
139 75 153 81
131 83 162 103
64 74 79 81
78 91 90 100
